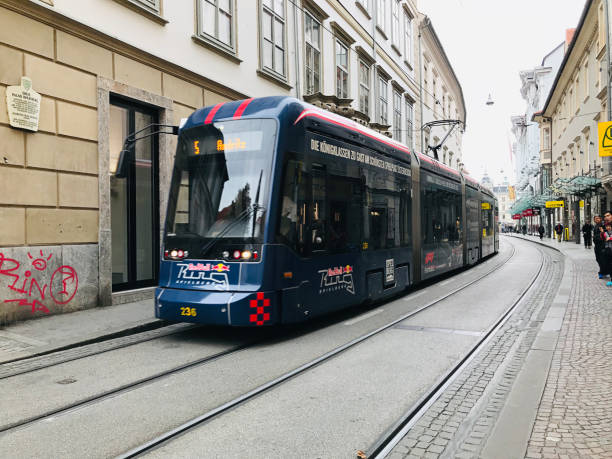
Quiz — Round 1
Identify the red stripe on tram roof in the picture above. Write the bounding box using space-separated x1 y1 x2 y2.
233 98 254 119
294 109 412 155
204 103 225 124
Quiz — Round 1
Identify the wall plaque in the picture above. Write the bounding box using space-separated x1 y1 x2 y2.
6 77 41 132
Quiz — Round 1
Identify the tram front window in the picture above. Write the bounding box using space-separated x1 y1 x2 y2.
165 119 276 259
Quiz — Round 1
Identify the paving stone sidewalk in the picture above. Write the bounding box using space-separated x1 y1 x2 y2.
389 235 612 459
518 235 612 459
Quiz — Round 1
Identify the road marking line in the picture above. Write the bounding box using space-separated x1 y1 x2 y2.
344 308 384 325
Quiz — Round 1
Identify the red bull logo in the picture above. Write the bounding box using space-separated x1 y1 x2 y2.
186 263 230 272
424 252 434 265
318 265 355 295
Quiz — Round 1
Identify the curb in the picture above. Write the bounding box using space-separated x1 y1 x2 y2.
0 319 166 365
504 234 563 254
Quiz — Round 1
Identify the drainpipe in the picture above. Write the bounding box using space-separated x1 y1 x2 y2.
418 23 424 153
372 3 378 122
293 1 300 99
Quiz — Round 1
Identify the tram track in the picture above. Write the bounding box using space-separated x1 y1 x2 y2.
0 322 200 380
364 242 547 458
0 242 514 450
114 241 519 458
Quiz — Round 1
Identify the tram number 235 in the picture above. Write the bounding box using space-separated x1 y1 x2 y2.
180 307 197 317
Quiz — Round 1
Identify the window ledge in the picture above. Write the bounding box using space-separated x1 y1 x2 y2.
355 1 371 19
256 69 292 91
376 26 388 41
391 44 402 57
191 35 241 64
404 59 413 71
111 0 168 25
583 95 590 104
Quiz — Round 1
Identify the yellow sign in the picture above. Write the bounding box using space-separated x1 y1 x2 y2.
481 202 491 210
597 121 612 157
546 200 564 208
482 229 487 237
579 200 584 208
508 186 516 201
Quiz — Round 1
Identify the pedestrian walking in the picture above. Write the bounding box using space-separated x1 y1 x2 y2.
522 224 527 235
554 222 563 243
582 221 593 248
601 220 612 286
538 224 545 240
593 215 605 278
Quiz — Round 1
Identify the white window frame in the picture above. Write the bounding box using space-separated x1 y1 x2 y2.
335 39 349 98
391 0 400 48
376 0 387 32
197 0 236 53
304 11 321 95
260 0 287 79
403 10 412 66
129 0 160 14
392 90 402 140
405 98 414 150
378 76 388 124
359 60 371 116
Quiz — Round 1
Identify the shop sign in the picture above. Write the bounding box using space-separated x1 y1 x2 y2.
579 200 584 208
512 214 522 220
522 209 534 217
5 77 41 132
545 200 564 208
481 202 491 210
598 121 612 157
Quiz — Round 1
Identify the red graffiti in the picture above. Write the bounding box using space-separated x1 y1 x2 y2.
0 251 79 314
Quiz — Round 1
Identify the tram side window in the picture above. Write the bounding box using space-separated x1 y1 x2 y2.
365 168 410 250
277 152 363 256
421 179 462 247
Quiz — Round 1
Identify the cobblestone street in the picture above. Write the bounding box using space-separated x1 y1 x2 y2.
390 236 612 459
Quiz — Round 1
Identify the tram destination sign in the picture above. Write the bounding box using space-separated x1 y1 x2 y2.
307 133 411 177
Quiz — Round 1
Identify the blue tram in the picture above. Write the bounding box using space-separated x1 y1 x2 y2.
156 96 498 326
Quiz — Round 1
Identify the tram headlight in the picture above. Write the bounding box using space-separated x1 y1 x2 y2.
222 250 230 259
170 249 178 258
241 250 252 260
232 250 241 259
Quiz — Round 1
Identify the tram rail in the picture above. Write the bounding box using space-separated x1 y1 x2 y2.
364 242 546 458
116 240 518 458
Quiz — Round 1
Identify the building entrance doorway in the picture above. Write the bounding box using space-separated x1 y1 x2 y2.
109 98 159 291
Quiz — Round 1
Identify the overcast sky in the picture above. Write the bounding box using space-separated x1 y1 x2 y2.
419 0 587 184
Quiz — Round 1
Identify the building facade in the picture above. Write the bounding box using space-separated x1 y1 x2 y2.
533 0 611 240
419 15 466 171
0 0 464 324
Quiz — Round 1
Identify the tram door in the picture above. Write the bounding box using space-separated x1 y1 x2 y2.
109 99 159 291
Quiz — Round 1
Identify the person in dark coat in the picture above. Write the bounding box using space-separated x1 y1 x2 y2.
582 221 593 248
593 215 605 278
554 222 564 243
538 224 545 240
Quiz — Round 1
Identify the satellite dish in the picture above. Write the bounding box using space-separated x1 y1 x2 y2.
486 94 494 106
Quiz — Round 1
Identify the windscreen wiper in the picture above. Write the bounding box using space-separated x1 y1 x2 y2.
200 203 266 257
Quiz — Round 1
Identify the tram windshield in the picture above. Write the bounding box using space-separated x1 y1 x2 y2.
165 119 276 254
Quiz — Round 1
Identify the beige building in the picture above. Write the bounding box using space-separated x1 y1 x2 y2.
534 0 611 238
419 15 466 171
0 0 464 324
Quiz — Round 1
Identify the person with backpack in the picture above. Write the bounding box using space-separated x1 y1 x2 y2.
600 220 612 286
554 222 564 243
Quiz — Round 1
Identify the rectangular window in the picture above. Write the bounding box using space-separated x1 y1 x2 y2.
130 0 160 13
359 60 370 115
336 40 349 98
304 11 321 95
261 0 286 77
198 0 234 50
391 0 400 47
403 11 412 65
405 99 413 149
378 77 388 124
377 0 386 31
584 62 589 97
543 127 551 150
393 90 402 141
